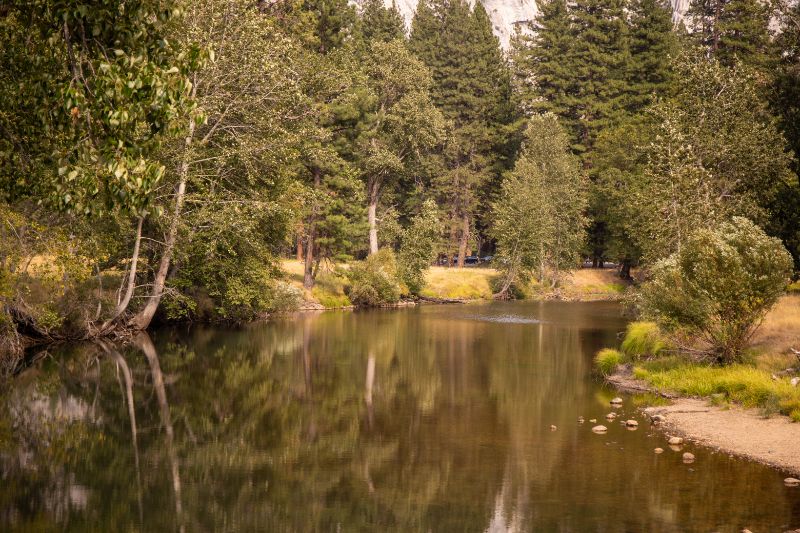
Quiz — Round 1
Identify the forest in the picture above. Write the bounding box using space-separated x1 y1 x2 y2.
1 0 799 363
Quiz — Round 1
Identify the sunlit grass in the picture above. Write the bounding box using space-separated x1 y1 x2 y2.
621 321 667 359
594 348 622 376
420 266 497 300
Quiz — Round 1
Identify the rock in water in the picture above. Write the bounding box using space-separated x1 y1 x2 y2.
605 413 617 420
550 425 557 431
610 397 623 405
625 420 638 427
682 452 695 463
589 419 597 423
785 477 800 487
668 436 684 445
654 448 664 454
592 425 608 433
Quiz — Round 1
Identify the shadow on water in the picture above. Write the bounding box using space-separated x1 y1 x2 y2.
1 301 800 532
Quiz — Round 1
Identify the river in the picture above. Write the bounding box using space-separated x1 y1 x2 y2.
1 301 799 531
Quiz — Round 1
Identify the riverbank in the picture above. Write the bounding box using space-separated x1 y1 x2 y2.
605 293 800 475
281 259 630 309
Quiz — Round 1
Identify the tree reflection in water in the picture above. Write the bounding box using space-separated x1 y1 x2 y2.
1 302 800 532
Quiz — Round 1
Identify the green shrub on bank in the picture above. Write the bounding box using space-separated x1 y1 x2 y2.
638 217 793 364
345 250 402 306
397 200 441 295
595 348 623 376
620 321 667 359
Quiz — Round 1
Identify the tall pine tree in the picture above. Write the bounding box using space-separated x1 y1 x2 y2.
627 0 678 112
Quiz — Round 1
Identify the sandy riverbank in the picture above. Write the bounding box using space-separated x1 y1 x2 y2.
610 372 800 476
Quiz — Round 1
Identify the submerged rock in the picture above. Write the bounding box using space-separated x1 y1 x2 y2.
654 448 664 454
610 397 623 405
592 425 608 433
550 425 557 431
668 436 684 445
682 452 695 463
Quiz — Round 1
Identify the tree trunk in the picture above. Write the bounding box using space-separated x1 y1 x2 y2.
296 232 303 261
99 216 143 332
304 169 321 289
130 115 195 331
367 182 379 255
457 212 469 268
620 257 632 280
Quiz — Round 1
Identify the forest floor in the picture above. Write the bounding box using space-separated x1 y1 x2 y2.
609 294 800 475
280 259 631 308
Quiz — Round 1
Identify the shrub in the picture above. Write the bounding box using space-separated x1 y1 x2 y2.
397 200 441 295
345 249 402 307
620 322 667 359
639 217 793 364
595 348 623 376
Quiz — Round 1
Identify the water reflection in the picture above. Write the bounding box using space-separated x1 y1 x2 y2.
1 301 799 532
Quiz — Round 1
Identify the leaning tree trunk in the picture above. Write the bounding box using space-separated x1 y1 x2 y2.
97 216 143 333
130 115 195 331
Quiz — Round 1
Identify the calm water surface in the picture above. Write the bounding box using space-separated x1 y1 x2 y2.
2 301 799 532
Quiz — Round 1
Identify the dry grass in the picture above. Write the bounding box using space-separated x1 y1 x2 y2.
280 259 352 307
558 268 630 299
420 266 497 300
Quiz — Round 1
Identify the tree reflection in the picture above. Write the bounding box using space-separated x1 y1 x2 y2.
1 304 800 531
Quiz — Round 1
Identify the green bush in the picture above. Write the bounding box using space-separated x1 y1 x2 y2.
639 217 793 364
620 321 667 359
346 249 402 307
397 200 441 295
595 348 623 376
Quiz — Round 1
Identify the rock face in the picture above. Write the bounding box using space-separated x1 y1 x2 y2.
367 0 689 50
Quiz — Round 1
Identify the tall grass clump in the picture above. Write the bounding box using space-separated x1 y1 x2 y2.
595 348 623 376
620 321 667 359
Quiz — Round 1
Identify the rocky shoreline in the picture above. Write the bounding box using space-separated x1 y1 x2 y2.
609 370 800 476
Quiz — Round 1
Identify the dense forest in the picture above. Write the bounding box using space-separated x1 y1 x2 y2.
1 0 799 357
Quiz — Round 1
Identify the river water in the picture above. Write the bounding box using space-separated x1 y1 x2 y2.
1 301 799 532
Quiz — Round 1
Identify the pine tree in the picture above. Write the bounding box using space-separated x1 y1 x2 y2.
359 0 406 42
687 0 772 69
511 0 575 119
627 0 678 112
569 0 631 160
409 0 515 266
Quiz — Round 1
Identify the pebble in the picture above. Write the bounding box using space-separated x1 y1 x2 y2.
550 425 557 431
592 425 608 433
785 477 800 487
578 417 585 424
682 452 695 463
605 412 617 420
589 419 597 423
654 448 664 454
625 419 638 427
668 436 684 445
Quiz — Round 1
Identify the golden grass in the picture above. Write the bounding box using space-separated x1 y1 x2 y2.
558 268 630 299
419 266 497 300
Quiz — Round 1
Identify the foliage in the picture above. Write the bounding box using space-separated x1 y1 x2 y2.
638 217 793 364
620 322 667 359
0 0 202 216
594 348 623 376
490 114 587 294
345 249 402 306
398 200 442 295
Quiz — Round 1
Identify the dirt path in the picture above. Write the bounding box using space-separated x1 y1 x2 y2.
643 398 800 476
